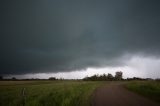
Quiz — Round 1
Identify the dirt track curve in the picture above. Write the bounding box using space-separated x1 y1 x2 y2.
92 82 159 106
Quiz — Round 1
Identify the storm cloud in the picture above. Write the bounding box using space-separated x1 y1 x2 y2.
1 0 160 75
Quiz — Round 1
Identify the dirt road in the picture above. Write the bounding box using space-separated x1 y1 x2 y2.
92 82 159 106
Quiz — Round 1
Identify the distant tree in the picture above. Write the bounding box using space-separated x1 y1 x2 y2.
12 77 17 80
83 73 115 81
83 74 99 81
48 77 56 80
89 74 98 81
107 73 114 81
101 74 107 81
115 71 123 80
0 76 3 80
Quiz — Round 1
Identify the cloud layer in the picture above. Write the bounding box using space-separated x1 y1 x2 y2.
1 0 160 75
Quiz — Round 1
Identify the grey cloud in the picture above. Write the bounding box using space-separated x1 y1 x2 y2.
1 0 160 75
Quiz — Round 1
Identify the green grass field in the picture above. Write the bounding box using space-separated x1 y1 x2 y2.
126 81 160 103
0 80 105 106
1 80 159 106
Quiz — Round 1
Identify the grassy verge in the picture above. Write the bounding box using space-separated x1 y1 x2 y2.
126 81 160 103
0 80 105 106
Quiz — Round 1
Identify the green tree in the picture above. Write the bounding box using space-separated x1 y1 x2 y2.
107 73 114 80
115 71 123 80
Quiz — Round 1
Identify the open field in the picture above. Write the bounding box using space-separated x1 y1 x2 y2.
0 80 160 106
126 81 160 103
0 81 105 106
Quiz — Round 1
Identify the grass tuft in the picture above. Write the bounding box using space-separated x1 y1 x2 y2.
126 81 160 103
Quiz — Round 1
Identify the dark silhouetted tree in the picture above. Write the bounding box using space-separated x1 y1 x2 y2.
115 71 123 80
48 77 56 80
0 76 3 80
12 77 17 80
83 73 114 81
107 73 114 80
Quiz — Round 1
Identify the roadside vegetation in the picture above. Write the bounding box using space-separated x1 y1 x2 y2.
126 81 160 103
0 80 105 106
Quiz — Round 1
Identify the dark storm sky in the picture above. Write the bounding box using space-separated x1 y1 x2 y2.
1 0 160 75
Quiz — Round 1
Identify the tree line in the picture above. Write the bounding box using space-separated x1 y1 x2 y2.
83 71 123 81
1 71 160 81
0 71 123 81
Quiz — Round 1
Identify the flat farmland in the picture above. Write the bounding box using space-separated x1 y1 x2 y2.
0 81 105 106
0 80 160 106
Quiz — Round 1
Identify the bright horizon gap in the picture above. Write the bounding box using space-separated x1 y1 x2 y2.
4 55 160 79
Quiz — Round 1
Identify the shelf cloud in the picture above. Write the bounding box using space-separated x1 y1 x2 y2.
1 0 160 77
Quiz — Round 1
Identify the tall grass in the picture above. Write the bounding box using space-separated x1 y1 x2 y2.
126 81 160 103
0 81 104 106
